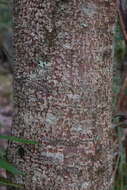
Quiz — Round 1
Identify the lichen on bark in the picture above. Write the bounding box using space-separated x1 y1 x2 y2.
7 0 116 190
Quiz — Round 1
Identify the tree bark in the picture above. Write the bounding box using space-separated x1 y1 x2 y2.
8 0 116 190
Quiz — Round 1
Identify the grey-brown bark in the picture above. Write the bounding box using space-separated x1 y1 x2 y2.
8 0 116 190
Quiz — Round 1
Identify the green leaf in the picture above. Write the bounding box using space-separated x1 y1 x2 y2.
0 159 24 175
0 176 24 188
0 135 38 144
0 148 6 159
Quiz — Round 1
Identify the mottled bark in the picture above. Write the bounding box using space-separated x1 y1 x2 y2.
8 0 116 190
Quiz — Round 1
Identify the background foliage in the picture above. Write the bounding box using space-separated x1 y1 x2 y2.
113 17 127 190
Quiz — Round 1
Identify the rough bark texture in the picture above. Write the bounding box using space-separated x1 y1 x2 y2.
8 0 116 190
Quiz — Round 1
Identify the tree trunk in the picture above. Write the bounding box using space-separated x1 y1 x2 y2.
8 0 116 190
